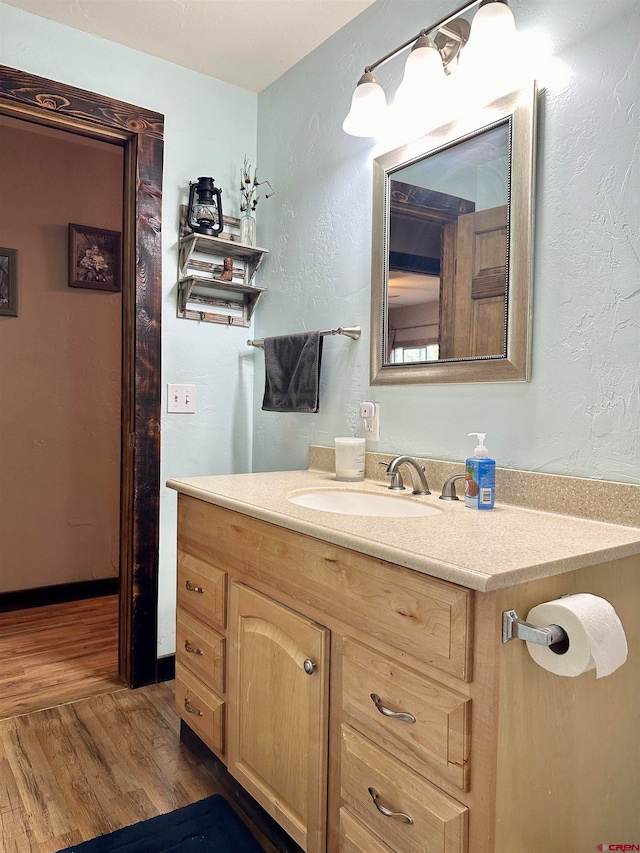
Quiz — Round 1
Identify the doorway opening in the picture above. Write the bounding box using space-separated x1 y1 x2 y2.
0 65 163 688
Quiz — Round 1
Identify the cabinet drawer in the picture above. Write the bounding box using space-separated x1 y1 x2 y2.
342 638 470 791
175 662 225 760
340 808 394 853
341 724 468 853
176 610 225 694
177 550 227 630
179 497 473 680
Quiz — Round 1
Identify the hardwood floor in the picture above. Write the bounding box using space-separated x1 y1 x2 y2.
0 596 124 720
0 600 275 853
0 682 228 852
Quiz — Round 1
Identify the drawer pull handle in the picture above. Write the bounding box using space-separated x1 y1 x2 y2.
370 693 416 724
368 787 413 825
184 698 203 716
303 659 316 675
185 580 204 594
185 641 203 655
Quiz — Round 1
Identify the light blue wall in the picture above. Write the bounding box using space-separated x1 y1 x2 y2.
254 0 639 485
2 0 638 657
1 3 258 654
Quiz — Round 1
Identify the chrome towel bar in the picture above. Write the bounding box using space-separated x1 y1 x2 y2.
247 325 361 348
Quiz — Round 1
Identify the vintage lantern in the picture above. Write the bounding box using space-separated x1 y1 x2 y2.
186 177 223 236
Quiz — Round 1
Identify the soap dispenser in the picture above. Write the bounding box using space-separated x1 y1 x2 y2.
465 433 495 510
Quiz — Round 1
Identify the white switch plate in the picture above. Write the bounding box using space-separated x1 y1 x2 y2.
167 383 196 413
360 401 380 442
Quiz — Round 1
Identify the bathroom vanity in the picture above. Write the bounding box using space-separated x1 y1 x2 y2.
167 460 640 853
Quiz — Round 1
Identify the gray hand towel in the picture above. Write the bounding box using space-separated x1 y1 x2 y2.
262 331 323 413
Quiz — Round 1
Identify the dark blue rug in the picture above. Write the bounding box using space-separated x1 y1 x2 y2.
58 795 265 852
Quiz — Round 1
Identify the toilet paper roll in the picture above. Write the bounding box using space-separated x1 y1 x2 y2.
525 593 628 679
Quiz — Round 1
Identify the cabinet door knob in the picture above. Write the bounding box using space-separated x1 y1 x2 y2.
185 640 203 655
368 787 413 824
185 580 204 593
370 693 416 724
303 659 316 675
184 698 203 716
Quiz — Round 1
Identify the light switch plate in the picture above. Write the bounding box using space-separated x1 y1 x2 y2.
167 384 196 413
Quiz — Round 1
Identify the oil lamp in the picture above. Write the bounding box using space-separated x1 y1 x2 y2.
186 177 223 236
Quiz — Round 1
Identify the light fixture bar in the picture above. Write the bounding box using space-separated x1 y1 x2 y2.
363 0 482 75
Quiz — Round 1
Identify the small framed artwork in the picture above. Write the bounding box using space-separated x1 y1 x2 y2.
68 223 121 292
0 247 17 316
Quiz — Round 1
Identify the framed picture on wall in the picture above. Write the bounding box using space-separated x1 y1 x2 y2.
68 223 121 292
0 247 17 316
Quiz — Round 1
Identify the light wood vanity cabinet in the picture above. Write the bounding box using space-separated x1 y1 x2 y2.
174 492 639 852
175 494 473 853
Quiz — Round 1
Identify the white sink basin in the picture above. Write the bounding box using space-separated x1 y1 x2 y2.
287 489 440 518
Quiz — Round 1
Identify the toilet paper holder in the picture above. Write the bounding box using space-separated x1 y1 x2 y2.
502 609 569 648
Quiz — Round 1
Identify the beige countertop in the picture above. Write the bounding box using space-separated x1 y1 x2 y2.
167 468 640 592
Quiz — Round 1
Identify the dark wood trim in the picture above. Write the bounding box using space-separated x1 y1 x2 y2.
0 66 163 688
0 578 119 613
180 722 303 853
156 654 176 682
390 179 475 222
389 250 440 276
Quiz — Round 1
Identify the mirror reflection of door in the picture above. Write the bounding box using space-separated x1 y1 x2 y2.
442 204 507 358
386 122 510 364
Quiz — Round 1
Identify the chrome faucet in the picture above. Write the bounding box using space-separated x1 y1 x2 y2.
439 472 466 501
384 456 431 495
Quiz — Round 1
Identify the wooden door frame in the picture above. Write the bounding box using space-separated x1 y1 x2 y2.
0 66 163 688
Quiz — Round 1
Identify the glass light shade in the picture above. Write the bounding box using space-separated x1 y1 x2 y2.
466 0 517 61
343 72 387 137
458 0 518 103
395 36 445 106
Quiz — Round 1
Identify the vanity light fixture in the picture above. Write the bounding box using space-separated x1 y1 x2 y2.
342 0 518 137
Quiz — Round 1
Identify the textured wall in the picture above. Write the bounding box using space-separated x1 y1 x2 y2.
254 0 639 484
2 0 637 657
1 3 258 652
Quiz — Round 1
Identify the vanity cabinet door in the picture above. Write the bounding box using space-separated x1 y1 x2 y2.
228 583 329 853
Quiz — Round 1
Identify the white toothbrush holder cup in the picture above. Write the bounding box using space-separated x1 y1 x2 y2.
334 438 366 482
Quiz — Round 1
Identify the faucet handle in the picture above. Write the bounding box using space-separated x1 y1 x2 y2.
439 472 466 501
378 461 405 491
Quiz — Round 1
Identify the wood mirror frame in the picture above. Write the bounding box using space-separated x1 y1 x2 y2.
370 84 537 385
0 66 163 688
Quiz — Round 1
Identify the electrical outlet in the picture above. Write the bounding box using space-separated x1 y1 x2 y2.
360 401 380 442
167 384 196 413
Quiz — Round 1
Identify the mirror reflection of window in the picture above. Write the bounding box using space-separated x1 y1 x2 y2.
390 344 440 364
385 121 510 365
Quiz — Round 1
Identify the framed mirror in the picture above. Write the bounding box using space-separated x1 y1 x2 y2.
370 84 537 384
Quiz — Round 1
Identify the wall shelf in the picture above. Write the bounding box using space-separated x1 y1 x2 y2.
177 216 268 326
178 275 266 325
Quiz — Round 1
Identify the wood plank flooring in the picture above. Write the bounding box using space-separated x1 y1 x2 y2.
0 681 273 853
0 599 275 853
0 596 124 720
